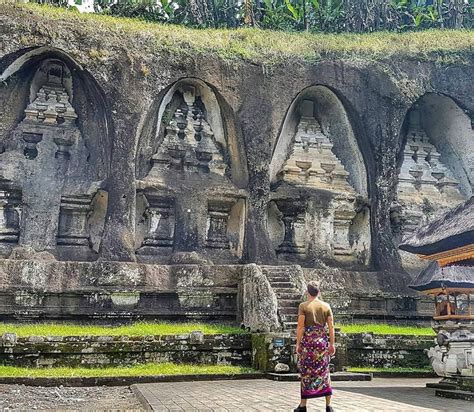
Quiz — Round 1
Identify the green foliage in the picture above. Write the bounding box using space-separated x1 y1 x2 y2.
0 321 246 337
26 0 473 32
0 363 255 377
340 323 434 336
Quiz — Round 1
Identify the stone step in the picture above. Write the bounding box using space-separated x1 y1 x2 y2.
283 321 298 330
270 281 294 288
275 291 302 300
435 389 474 401
281 314 297 323
278 299 300 308
426 382 458 390
279 306 299 315
267 372 372 382
273 287 299 293
261 265 294 271
266 276 291 283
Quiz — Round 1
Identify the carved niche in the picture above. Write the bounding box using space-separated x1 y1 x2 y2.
271 99 365 264
0 59 104 259
136 84 245 261
392 106 465 241
148 85 226 176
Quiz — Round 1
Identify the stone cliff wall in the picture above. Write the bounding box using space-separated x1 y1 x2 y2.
0 6 473 318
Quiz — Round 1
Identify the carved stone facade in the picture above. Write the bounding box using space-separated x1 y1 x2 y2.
269 99 369 267
0 27 473 323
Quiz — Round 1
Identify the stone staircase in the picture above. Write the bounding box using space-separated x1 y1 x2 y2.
261 265 303 333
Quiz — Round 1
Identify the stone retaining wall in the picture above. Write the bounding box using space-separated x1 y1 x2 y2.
252 332 433 372
0 330 433 370
343 333 433 369
0 332 251 368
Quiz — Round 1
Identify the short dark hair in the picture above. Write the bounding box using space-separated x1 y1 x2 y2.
307 281 320 297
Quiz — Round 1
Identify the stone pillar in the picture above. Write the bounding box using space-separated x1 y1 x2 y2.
274 199 306 257
137 195 175 254
333 206 356 258
0 188 21 245
57 195 92 247
206 199 234 249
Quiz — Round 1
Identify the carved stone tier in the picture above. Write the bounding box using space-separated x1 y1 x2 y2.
206 199 235 249
278 100 355 196
150 85 226 176
20 61 79 160
57 194 92 247
137 194 175 254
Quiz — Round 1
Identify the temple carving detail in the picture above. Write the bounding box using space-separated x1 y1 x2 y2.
269 99 369 267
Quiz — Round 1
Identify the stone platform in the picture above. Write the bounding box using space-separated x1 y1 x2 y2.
131 378 473 411
0 259 433 324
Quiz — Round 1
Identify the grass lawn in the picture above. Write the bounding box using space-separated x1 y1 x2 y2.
7 4 474 64
0 322 434 337
339 323 434 336
348 367 432 373
0 363 254 378
0 322 245 337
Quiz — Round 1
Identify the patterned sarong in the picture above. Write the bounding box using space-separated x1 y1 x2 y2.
297 324 333 399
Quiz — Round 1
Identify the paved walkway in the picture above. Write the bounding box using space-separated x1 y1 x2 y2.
132 378 472 411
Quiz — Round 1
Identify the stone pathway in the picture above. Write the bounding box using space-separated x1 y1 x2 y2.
132 378 473 411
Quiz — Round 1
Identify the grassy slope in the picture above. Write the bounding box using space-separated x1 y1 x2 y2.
0 363 254 377
7 4 474 64
0 322 245 337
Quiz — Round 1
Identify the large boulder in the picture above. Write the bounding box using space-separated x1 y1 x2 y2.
242 263 280 332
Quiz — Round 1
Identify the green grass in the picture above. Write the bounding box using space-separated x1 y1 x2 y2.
339 323 434 336
0 322 433 338
0 322 245 337
348 367 432 373
0 363 254 378
7 3 474 64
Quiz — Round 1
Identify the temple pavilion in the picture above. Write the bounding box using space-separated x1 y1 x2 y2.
399 196 473 399
399 196 473 320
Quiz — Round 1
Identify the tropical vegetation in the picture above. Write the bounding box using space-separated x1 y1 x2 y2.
23 1 474 32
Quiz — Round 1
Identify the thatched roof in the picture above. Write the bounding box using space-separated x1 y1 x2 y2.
409 260 474 292
399 196 474 256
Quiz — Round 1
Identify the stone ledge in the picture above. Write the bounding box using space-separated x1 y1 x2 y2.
266 372 372 381
0 372 266 387
435 389 474 401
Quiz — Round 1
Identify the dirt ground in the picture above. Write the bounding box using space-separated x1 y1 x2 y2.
0 384 143 411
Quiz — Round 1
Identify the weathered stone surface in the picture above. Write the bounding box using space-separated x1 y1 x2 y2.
252 333 293 373
274 362 290 373
242 264 280 332
0 333 251 368
0 260 241 322
344 333 433 369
